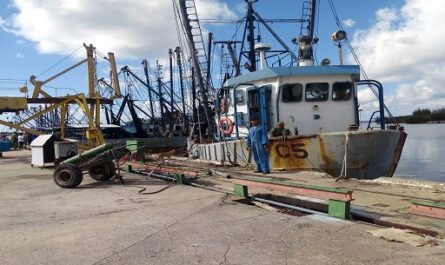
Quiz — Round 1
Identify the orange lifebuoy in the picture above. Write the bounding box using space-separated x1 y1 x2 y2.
219 117 234 136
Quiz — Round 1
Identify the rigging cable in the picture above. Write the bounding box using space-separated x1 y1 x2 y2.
37 45 83 78
327 0 396 121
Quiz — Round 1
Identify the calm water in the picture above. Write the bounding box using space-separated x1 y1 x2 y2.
395 123 445 182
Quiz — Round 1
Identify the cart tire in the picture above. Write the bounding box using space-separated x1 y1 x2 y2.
53 163 83 188
88 161 115 181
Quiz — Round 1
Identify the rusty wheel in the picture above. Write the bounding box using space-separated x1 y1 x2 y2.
53 163 83 188
88 161 115 181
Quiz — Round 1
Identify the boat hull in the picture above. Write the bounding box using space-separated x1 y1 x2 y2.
189 130 407 180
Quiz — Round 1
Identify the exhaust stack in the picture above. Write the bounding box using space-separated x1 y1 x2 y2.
255 43 271 70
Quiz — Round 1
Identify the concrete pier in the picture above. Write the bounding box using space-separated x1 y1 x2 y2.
1 150 444 265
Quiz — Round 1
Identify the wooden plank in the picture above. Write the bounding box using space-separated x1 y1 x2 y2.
233 179 352 202
233 175 352 195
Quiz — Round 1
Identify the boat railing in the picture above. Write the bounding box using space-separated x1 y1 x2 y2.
356 80 385 130
366 110 381 130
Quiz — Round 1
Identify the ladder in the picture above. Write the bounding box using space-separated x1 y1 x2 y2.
299 0 312 37
182 0 211 90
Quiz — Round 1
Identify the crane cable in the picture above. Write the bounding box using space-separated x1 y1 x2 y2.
36 45 83 78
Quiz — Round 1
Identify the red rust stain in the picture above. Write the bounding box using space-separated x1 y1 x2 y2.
269 137 310 170
318 137 336 176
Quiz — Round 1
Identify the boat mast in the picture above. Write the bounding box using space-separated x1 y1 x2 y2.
156 60 165 131
298 0 317 66
142 59 155 121
169 49 174 132
174 47 187 129
176 0 214 138
247 0 257 71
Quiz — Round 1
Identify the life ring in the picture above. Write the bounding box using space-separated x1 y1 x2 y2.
219 117 234 136
220 98 229 113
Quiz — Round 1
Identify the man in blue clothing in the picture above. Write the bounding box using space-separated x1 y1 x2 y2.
246 117 270 174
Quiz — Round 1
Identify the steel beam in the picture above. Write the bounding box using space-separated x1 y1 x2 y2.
233 177 352 202
26 97 113 105
410 200 445 220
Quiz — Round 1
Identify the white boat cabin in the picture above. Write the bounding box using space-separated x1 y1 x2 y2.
216 65 361 137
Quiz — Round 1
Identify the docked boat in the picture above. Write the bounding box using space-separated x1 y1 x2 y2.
175 0 406 179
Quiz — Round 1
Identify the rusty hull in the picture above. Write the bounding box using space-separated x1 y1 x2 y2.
268 130 406 179
189 130 406 180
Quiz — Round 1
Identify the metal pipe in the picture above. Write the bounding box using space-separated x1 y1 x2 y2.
62 143 113 165
357 80 385 130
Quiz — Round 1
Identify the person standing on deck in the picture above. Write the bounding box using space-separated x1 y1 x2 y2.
246 117 270 174
271 121 291 137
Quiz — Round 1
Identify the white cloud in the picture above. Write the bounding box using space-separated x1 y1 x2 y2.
15 52 24 59
2 0 236 59
350 0 445 115
342 18 355 28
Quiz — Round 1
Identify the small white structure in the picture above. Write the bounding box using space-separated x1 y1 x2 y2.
54 141 77 160
30 134 60 167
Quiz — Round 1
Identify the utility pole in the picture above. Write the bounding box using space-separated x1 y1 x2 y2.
142 59 155 121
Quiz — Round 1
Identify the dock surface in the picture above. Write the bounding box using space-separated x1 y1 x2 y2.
136 158 445 235
1 150 444 265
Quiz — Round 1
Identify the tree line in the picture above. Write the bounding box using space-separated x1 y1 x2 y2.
385 107 445 124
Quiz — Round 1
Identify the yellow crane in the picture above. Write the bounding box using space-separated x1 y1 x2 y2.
0 44 122 150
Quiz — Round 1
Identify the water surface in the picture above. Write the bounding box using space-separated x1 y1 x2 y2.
395 123 445 182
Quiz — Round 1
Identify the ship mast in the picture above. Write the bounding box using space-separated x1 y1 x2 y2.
297 0 317 66
176 0 215 137
246 0 257 72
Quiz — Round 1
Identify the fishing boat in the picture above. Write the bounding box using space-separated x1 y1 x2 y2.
174 0 406 180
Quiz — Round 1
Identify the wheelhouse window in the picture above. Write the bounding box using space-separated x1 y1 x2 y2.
235 90 246 106
332 82 352 101
281 83 303 102
305 83 329 101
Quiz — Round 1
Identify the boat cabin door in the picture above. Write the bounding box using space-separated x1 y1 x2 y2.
247 85 271 129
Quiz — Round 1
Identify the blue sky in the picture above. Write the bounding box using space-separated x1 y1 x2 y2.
1 0 444 122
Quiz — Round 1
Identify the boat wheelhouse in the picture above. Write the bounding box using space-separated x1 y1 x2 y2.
217 65 361 138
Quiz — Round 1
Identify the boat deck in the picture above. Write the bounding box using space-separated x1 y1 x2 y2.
130 158 445 236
